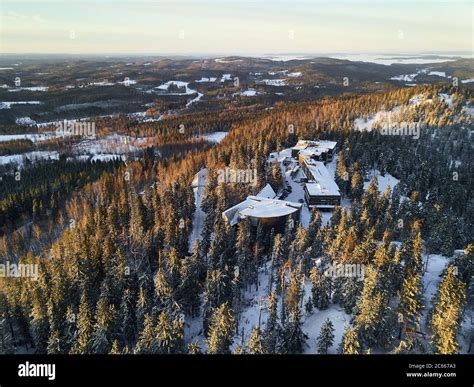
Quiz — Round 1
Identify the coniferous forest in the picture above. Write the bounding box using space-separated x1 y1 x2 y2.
0 81 472 356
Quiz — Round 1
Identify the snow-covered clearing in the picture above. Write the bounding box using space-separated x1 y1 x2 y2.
199 131 228 143
354 92 454 132
220 74 232 82
0 101 42 109
238 89 259 97
390 74 418 82
364 170 399 193
8 86 48 92
0 151 60 166
0 133 58 143
155 80 203 107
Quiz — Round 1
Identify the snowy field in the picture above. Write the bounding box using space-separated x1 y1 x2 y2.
364 170 399 193
199 131 229 143
0 151 60 166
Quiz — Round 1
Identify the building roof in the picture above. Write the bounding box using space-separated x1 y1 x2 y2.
256 183 276 199
240 196 302 219
299 147 326 157
223 196 301 226
303 159 340 197
293 140 337 155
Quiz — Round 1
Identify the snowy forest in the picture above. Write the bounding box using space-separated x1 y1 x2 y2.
0 83 473 355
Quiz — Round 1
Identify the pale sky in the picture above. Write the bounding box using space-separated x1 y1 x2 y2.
0 0 472 55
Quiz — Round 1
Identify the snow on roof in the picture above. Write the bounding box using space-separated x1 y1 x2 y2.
317 140 338 150
293 139 337 153
256 183 276 199
299 147 325 157
303 159 340 196
240 196 302 218
223 196 301 225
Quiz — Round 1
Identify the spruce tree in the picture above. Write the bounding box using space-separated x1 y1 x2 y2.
70 293 94 354
339 326 361 354
263 291 279 353
91 297 117 354
310 266 331 310
316 318 335 354
0 317 14 354
398 268 423 330
430 266 466 354
187 341 202 354
207 303 235 354
353 265 388 348
134 314 156 354
247 326 265 354
350 167 364 200
155 311 184 354
278 307 307 354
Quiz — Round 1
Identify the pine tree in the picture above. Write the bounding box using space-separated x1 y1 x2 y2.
335 150 349 196
134 314 156 354
70 293 94 354
62 306 77 354
30 289 49 353
453 244 473 285
278 307 307 354
339 326 361 354
430 266 466 354
263 291 279 353
350 166 364 200
119 288 137 348
341 277 361 314
202 269 232 334
46 329 61 354
0 317 14 354
316 318 335 354
187 341 202 354
285 266 303 316
155 311 184 354
268 234 286 294
109 339 122 354
179 243 203 318
207 303 235 354
247 326 265 354
353 265 388 348
91 297 117 354
310 266 331 310
398 268 423 330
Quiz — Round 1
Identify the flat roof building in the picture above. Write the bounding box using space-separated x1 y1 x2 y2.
291 140 337 162
301 158 341 209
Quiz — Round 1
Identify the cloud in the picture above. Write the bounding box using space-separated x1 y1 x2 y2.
1 10 45 23
32 14 46 23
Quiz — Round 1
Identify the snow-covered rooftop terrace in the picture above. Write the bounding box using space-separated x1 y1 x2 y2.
303 159 340 196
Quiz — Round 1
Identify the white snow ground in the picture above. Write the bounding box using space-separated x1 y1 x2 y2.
188 168 208 252
199 131 229 143
364 170 400 193
0 151 60 166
